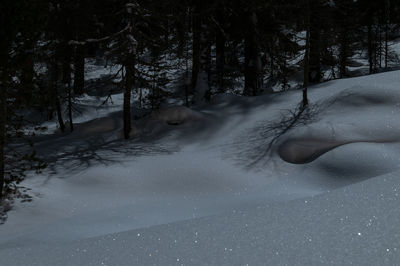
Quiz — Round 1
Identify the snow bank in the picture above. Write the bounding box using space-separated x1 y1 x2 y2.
2 70 400 265
278 138 398 164
149 106 203 125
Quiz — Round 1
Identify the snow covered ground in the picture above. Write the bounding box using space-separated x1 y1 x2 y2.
2 70 400 265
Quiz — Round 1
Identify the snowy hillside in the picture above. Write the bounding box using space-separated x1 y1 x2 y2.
2 70 400 265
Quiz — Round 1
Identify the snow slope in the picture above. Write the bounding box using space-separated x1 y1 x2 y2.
2 70 400 265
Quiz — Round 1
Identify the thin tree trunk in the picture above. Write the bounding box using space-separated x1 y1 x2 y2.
269 45 275 83
61 44 74 132
139 87 142 108
244 9 261 96
193 3 210 103
216 22 225 93
303 0 311 108
0 70 6 200
185 38 190 107
374 26 379 71
385 0 390 69
368 23 374 74
309 1 321 83
55 96 65 133
20 44 35 104
339 28 348 78
123 6 137 140
385 23 389 69
53 61 65 132
73 45 85 95
0 29 9 200
379 24 382 68
192 7 200 90
67 84 74 132
62 42 72 86
176 15 186 58
124 63 134 139
151 60 156 110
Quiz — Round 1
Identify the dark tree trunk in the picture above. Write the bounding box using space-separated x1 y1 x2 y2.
176 16 186 58
185 38 190 107
0 26 8 200
374 26 379 71
193 3 211 103
216 10 226 93
269 44 275 83
61 42 72 86
244 9 261 96
124 63 134 140
123 8 137 140
379 24 382 68
0 70 6 200
339 28 348 78
303 0 311 108
309 3 321 83
151 59 156 110
73 45 85 95
67 84 74 132
55 95 65 133
20 44 35 104
192 7 200 90
385 22 389 69
0 7 13 199
52 60 65 133
60 42 74 132
368 22 374 74
384 0 390 69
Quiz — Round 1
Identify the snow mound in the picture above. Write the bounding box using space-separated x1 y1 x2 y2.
149 106 204 125
278 138 397 164
73 117 117 138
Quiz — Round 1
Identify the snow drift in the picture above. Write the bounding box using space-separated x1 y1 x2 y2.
2 70 400 265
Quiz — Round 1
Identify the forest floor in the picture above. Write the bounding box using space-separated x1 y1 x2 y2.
2 68 400 265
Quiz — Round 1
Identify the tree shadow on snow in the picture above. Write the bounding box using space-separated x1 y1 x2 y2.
223 89 390 171
35 135 177 181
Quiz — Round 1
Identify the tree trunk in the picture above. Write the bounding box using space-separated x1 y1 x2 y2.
309 2 321 83
368 22 374 74
339 28 348 78
269 45 275 84
385 0 390 69
191 7 200 90
67 84 74 132
55 95 65 133
123 7 137 140
61 42 72 86
193 4 210 103
176 17 186 58
60 42 73 132
52 60 65 132
303 0 311 108
185 38 190 107
374 26 379 71
73 45 85 95
244 9 261 96
216 12 226 93
0 30 9 200
124 63 134 139
20 44 35 104
379 24 382 69
385 23 389 69
0 70 6 200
